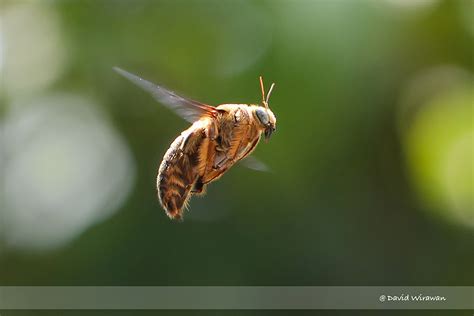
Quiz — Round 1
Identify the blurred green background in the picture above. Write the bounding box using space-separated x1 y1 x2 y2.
1 0 473 301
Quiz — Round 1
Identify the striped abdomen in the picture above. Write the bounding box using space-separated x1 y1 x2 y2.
157 126 208 219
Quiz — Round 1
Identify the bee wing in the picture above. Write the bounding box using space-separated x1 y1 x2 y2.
240 156 271 172
114 67 219 123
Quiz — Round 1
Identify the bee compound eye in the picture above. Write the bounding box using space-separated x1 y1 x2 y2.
256 108 269 126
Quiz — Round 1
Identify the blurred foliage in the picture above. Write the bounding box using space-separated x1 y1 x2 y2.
0 0 473 302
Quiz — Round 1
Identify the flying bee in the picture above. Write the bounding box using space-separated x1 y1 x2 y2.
114 67 276 220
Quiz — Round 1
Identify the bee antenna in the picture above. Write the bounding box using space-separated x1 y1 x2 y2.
259 76 267 108
266 83 275 105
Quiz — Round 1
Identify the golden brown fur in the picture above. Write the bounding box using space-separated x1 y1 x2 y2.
157 104 267 219
114 67 276 220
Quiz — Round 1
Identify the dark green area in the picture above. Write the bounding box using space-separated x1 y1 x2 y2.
1 0 472 295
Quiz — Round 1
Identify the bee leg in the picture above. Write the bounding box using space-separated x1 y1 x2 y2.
213 156 235 170
208 121 218 141
213 155 227 169
191 176 207 195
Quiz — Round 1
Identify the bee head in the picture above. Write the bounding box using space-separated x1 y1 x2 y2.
255 107 276 141
257 76 276 141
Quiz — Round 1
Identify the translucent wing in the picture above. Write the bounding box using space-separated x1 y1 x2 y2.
114 67 219 123
240 156 271 172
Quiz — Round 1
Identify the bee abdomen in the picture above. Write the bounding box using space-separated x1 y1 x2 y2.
158 175 190 220
157 129 205 219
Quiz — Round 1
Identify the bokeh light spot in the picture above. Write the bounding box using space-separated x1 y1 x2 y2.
0 94 136 251
1 2 65 97
400 67 473 228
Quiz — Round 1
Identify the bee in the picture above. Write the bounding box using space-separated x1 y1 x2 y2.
114 68 276 220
